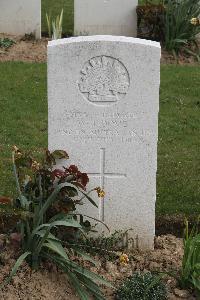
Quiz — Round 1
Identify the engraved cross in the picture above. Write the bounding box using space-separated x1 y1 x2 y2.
87 148 126 221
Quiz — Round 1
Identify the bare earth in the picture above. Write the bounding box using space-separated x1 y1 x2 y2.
0 34 199 65
0 35 48 63
0 235 197 299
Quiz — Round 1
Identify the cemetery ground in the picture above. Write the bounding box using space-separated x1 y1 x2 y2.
0 60 199 299
0 4 200 298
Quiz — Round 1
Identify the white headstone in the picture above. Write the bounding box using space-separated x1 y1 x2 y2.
0 0 41 39
74 0 138 37
48 36 160 249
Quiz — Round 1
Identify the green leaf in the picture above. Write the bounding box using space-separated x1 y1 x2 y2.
51 219 82 229
78 274 106 300
65 260 113 288
64 186 78 197
71 247 99 266
48 212 73 222
31 218 82 244
0 251 31 288
20 195 31 210
80 190 98 208
35 230 60 241
52 150 69 160
37 182 79 224
66 271 89 300
44 240 69 261
41 252 90 300
70 213 110 232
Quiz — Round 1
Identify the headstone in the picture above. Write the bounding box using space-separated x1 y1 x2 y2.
74 0 138 37
48 36 160 250
0 0 41 39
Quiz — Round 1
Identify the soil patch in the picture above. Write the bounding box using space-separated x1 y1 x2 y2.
0 235 197 299
0 34 199 65
0 34 48 63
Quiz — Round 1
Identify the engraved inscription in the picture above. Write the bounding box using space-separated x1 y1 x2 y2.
61 110 149 145
78 56 130 105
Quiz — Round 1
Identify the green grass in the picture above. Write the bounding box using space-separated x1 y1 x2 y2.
0 62 200 216
0 62 47 195
41 0 74 36
157 65 200 215
40 0 157 36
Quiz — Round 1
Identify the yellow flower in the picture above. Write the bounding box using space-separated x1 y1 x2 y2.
119 253 129 265
190 17 200 26
95 187 105 198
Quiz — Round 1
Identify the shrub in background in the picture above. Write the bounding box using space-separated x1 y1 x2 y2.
164 0 200 58
137 0 200 59
0 38 15 49
115 272 167 300
137 2 166 42
0 147 111 300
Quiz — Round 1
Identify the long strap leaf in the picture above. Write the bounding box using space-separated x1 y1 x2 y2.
69 213 110 232
77 273 106 300
41 252 89 300
0 251 31 288
65 270 89 300
37 182 79 225
43 239 69 261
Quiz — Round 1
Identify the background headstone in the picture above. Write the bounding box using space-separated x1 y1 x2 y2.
74 0 138 37
0 0 41 39
48 36 160 249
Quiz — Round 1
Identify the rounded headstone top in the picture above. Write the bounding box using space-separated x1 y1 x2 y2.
48 35 161 49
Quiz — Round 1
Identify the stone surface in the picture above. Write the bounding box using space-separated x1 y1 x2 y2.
74 0 138 37
0 0 41 38
48 36 160 250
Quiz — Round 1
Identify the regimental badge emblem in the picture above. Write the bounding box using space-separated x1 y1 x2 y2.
78 56 130 105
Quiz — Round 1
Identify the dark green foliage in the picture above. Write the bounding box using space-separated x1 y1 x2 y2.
115 272 167 300
0 38 15 49
137 0 200 58
0 148 111 300
137 4 166 41
178 218 200 295
79 230 131 261
164 0 200 57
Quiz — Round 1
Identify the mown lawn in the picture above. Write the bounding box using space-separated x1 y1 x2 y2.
0 62 199 216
